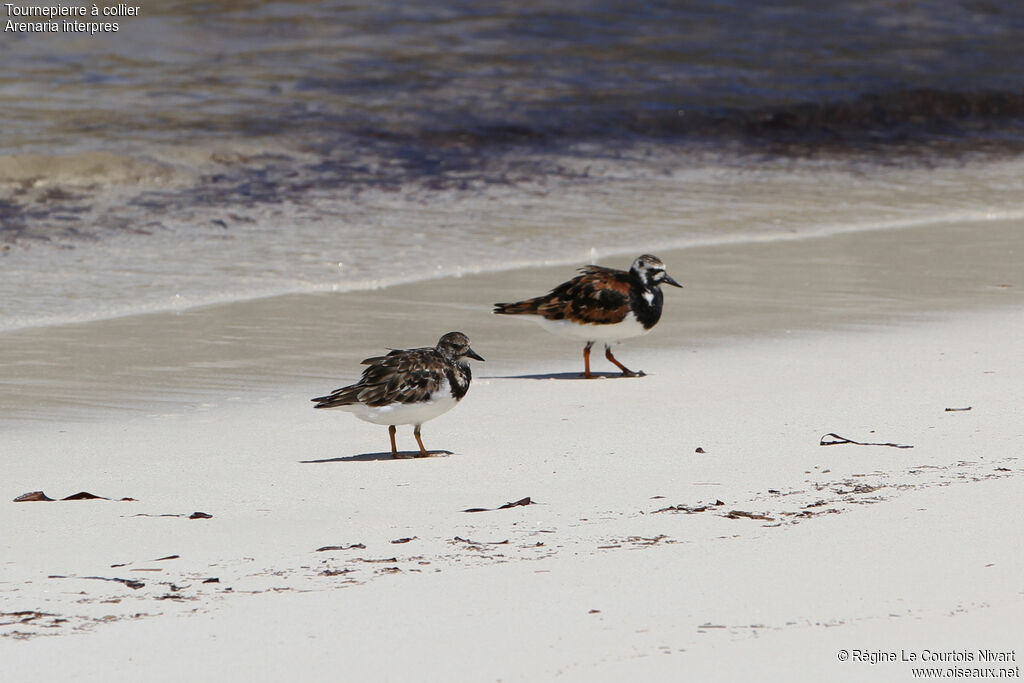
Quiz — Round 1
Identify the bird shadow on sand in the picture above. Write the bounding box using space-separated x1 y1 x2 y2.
485 371 646 381
300 450 453 463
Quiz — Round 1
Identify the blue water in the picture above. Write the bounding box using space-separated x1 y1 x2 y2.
2 0 1024 328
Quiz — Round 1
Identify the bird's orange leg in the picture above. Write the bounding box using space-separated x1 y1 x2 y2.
583 342 594 379
388 425 398 457
413 424 430 457
605 345 641 377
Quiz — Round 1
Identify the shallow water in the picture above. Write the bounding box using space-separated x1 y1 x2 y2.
2 0 1024 330
3 154 1024 331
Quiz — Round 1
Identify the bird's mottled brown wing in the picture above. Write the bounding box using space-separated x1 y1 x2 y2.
494 265 631 324
312 347 445 408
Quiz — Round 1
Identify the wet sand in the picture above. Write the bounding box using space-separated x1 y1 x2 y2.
0 215 1021 424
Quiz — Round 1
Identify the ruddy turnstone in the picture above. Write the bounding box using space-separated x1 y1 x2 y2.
493 254 681 378
311 331 484 458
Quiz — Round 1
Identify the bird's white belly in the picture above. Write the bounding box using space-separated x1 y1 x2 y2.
534 312 650 343
335 392 459 426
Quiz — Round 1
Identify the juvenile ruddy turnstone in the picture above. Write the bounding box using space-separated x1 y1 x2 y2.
493 254 681 378
312 331 484 458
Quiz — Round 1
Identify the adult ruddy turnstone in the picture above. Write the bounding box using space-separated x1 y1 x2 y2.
311 331 484 458
493 254 681 378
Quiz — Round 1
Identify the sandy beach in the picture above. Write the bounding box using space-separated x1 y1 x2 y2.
6 2 1024 679
1 216 1022 681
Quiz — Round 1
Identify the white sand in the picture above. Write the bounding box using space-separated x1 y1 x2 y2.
2 302 1022 681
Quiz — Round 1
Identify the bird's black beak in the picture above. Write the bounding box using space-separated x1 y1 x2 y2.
663 274 683 288
465 348 485 362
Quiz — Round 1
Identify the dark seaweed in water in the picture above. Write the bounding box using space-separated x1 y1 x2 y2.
105 87 1024 242
5 0 1024 245
363 88 1024 158
632 89 1024 150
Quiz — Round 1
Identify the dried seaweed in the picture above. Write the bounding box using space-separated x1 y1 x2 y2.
0 611 58 626
652 500 724 514
13 490 135 502
355 557 398 563
131 513 189 518
453 536 509 545
62 492 108 500
833 484 881 495
48 575 145 590
626 534 668 545
463 496 534 513
819 433 913 449
722 510 775 521
13 491 53 502
315 543 365 552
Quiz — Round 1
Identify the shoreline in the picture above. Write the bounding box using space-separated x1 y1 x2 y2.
6 147 1024 336
0 215 1022 426
4 202 1023 336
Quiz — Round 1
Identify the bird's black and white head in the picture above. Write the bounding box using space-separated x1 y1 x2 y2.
630 254 683 290
436 331 485 364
